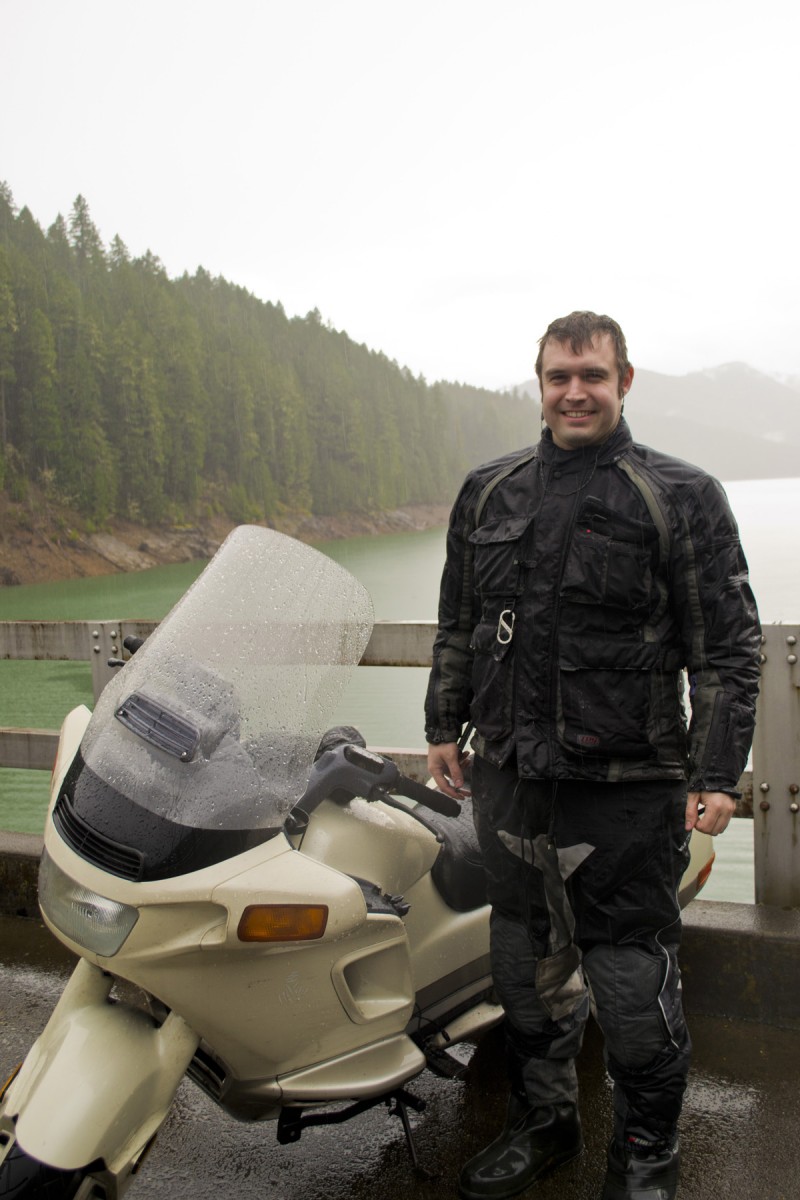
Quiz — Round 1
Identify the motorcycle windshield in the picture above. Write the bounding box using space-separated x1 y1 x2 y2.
79 527 374 831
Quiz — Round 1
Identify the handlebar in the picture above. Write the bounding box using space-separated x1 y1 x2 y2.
297 742 461 819
392 770 461 815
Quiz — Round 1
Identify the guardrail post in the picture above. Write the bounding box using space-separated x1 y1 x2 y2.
752 624 800 908
88 621 124 700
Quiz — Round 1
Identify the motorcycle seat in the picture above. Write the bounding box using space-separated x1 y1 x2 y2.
405 795 487 912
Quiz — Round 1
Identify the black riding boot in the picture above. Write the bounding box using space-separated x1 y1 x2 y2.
600 1137 680 1200
458 1096 583 1200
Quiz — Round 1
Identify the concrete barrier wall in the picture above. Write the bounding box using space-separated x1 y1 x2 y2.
2 832 799 1030
0 831 44 919
680 900 800 1031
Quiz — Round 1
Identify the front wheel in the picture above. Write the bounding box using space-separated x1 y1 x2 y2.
0 1145 87 1200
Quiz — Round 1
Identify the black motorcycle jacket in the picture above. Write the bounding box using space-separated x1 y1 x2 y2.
424 419 761 791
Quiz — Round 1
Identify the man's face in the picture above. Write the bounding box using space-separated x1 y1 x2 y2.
539 334 634 450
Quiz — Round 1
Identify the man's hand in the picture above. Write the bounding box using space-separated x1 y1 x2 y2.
427 741 469 800
685 791 736 836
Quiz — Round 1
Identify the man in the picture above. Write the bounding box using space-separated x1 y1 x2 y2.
425 312 760 1200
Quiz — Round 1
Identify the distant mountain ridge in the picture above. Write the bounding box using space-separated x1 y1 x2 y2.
512 362 799 482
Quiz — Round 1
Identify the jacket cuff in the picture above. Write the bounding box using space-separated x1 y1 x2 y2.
425 727 462 745
688 781 742 800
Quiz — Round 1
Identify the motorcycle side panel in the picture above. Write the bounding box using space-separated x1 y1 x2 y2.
277 1032 426 1101
4 959 198 1174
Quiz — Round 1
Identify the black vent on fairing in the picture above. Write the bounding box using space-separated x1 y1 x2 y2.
53 788 145 881
115 692 200 761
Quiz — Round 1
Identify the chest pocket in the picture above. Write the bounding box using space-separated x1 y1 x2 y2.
560 502 659 612
468 514 533 599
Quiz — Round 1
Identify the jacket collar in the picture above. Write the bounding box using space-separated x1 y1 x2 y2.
538 416 633 470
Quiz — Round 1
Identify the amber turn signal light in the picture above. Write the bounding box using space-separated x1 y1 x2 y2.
237 904 329 942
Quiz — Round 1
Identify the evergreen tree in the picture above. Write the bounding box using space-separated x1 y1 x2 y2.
0 181 15 246
0 246 17 470
109 234 130 268
12 307 60 474
45 215 73 279
106 316 166 520
68 195 107 283
57 310 115 519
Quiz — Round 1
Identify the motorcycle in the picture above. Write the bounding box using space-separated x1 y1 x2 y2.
0 526 501 1200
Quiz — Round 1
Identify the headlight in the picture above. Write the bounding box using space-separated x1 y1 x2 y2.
38 849 139 957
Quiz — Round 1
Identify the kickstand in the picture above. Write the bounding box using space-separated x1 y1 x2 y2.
388 1089 437 1180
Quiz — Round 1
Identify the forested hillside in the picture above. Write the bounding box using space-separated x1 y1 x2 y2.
0 184 535 527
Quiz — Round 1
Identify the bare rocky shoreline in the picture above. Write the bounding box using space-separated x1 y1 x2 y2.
0 496 452 588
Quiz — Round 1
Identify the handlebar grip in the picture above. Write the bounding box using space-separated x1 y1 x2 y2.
393 774 461 818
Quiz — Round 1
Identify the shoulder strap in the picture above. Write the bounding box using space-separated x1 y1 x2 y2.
454 445 538 635
473 446 539 528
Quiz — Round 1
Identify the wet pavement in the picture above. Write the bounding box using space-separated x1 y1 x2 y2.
1 915 799 1200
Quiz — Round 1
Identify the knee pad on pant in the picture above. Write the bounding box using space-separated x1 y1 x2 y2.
583 943 683 1071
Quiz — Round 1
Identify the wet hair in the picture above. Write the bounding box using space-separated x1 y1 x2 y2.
535 311 631 393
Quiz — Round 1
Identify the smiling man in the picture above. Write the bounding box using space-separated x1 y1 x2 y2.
538 328 633 450
425 311 761 1200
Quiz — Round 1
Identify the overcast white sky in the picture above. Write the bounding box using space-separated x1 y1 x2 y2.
2 0 798 389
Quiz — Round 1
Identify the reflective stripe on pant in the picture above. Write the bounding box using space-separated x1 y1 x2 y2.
472 754 692 1144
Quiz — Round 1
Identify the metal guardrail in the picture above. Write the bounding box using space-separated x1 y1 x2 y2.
0 618 437 693
1 620 798 906
0 619 440 781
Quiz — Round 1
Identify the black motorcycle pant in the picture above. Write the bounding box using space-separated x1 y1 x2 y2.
471 754 692 1147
